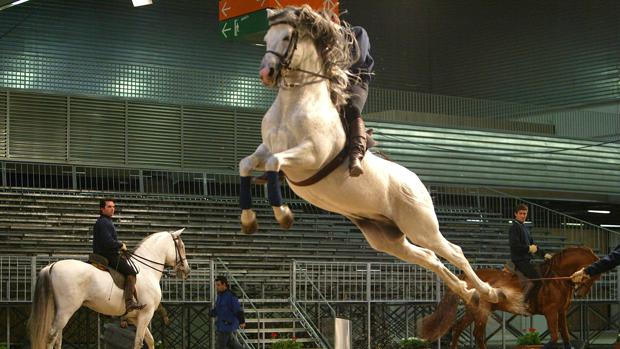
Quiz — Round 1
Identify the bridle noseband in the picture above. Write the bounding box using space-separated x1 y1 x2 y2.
264 21 329 87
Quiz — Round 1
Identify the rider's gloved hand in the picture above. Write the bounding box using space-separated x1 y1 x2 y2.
528 244 538 254
120 243 128 252
544 253 552 260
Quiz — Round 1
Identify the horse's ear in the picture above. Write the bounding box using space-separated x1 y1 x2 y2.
172 228 185 237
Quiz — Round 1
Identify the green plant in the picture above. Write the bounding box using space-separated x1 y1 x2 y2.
271 338 303 349
516 328 542 345
0 343 7 349
399 337 431 349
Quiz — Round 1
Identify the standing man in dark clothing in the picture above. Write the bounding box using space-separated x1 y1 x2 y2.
509 204 552 303
93 198 145 312
571 244 620 282
211 276 246 349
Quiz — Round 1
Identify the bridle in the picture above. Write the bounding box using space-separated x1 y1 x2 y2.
265 21 330 88
125 233 187 275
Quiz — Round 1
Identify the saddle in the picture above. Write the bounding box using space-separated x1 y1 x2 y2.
88 253 126 290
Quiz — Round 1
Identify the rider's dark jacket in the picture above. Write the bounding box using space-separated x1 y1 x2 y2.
92 215 122 256
509 220 545 262
349 26 374 84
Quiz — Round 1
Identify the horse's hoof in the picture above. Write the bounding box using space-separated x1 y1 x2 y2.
484 287 501 303
241 220 258 234
496 289 507 303
278 211 294 230
274 205 294 230
469 290 480 307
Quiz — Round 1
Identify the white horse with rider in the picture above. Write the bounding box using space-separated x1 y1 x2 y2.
28 229 190 349
239 5 504 306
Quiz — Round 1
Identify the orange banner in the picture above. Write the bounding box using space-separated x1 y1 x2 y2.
219 0 338 21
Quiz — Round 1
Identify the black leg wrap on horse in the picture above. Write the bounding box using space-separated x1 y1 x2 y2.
239 176 252 209
266 171 283 207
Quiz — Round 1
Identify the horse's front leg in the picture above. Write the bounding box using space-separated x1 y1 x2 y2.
239 143 272 234
542 311 560 349
133 310 156 349
264 141 316 229
143 327 155 349
558 310 572 349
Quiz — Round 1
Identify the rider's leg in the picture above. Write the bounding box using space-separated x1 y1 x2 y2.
345 83 369 177
514 260 541 305
109 255 146 312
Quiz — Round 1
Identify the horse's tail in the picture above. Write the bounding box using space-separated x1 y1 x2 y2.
28 265 56 349
418 289 459 342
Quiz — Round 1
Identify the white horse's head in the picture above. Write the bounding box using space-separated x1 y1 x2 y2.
168 228 190 279
259 5 354 108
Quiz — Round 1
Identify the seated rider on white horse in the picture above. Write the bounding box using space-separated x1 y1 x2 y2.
330 13 375 176
93 199 145 312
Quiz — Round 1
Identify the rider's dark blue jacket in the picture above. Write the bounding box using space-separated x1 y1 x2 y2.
586 244 620 276
92 215 122 256
350 26 374 83
509 220 545 262
211 289 245 332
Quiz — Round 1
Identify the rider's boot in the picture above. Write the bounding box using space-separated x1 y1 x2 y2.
124 275 145 312
349 117 367 177
523 279 541 312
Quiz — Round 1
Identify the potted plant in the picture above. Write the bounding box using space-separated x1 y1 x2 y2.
516 328 543 349
271 335 302 349
399 337 431 349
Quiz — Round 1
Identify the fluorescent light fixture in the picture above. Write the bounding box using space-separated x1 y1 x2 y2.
588 210 610 214
561 222 583 227
132 0 152 7
466 219 482 222
0 0 30 11
600 224 620 228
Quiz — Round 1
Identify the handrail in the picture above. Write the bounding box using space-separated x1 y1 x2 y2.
290 298 331 349
294 261 337 318
215 257 259 349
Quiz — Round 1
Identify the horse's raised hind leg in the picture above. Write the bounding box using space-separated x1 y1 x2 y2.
352 219 476 304
239 143 271 234
48 307 76 349
398 204 502 304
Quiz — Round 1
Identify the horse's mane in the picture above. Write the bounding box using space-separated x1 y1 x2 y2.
134 231 166 250
268 5 357 108
542 245 597 275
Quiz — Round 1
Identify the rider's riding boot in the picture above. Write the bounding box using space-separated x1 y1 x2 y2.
349 117 367 177
124 275 145 312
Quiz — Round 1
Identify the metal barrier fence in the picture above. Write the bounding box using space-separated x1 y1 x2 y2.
293 260 619 304
0 256 213 303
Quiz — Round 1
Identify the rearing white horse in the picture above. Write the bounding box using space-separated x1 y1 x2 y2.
28 229 190 349
239 6 503 305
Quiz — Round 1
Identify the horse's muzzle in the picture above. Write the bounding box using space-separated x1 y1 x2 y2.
259 66 276 86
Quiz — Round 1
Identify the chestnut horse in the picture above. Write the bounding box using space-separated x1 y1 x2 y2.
421 246 600 349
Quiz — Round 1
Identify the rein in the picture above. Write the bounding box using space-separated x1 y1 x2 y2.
125 234 185 274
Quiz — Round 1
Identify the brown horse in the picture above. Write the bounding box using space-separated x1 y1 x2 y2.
420 246 600 349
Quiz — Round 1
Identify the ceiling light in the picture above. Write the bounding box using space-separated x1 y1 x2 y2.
0 0 30 12
561 222 583 227
132 0 152 7
600 224 620 228
588 210 610 214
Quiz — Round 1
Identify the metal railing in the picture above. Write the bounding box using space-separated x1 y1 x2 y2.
0 255 213 303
